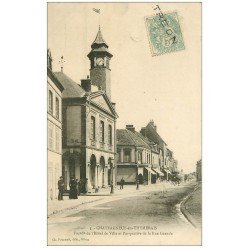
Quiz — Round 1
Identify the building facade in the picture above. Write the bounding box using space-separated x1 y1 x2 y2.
55 27 118 192
47 49 64 200
140 120 169 177
116 125 159 185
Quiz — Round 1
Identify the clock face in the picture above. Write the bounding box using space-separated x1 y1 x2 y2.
96 57 104 66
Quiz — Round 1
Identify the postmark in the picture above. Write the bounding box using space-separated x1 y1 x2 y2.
145 11 185 56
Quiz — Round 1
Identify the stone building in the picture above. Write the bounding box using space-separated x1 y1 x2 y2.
116 125 157 185
54 27 118 191
140 120 169 172
47 49 64 200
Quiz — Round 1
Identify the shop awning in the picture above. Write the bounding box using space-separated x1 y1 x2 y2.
152 168 164 176
144 167 156 175
163 169 171 174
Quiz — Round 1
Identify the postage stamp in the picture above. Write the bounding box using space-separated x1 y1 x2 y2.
145 12 185 56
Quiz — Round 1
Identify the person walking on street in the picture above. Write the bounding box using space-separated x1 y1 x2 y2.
58 176 64 201
136 177 140 190
120 177 125 189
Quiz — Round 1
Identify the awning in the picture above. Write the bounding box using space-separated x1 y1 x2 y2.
144 167 156 175
163 169 171 174
152 168 164 176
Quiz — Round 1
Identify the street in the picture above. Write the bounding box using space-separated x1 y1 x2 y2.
48 181 201 245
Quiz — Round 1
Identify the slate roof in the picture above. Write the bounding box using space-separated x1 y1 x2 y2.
136 132 159 154
47 67 64 92
54 72 85 98
91 26 108 48
116 129 151 149
145 122 167 145
88 26 112 58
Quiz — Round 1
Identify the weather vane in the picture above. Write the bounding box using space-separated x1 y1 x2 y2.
59 56 66 73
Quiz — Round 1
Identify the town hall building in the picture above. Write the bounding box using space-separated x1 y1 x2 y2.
55 26 118 192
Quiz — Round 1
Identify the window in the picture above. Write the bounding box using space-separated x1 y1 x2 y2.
55 127 59 152
55 97 59 119
99 121 104 142
117 149 121 162
108 125 112 145
138 151 142 163
49 90 53 114
48 123 53 150
149 154 151 164
91 116 96 140
124 149 131 162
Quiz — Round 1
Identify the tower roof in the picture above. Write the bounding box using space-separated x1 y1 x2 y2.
88 26 113 58
91 26 108 49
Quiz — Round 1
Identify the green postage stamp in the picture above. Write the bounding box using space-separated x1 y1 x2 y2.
145 12 185 56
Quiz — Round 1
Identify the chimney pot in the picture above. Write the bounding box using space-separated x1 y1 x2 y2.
126 125 135 132
81 79 91 92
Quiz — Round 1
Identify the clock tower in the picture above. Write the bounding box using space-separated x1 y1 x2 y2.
87 26 113 100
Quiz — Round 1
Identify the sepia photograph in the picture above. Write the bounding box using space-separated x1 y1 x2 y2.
47 2 201 245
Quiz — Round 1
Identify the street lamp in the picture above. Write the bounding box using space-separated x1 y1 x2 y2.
109 158 115 194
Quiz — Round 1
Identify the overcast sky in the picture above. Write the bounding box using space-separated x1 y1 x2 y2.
48 2 201 173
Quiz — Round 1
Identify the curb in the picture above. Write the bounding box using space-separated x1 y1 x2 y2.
180 183 201 228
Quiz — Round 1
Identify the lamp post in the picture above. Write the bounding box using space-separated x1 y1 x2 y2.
110 158 115 194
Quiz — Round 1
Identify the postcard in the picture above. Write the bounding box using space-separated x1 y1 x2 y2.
47 2 201 245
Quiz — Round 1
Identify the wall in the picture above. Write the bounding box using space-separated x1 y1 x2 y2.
47 76 63 200
66 106 81 146
90 67 111 99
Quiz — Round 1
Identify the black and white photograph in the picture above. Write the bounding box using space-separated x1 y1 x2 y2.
47 2 201 245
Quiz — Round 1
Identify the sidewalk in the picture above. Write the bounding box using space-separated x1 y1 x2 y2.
48 182 173 217
180 182 202 228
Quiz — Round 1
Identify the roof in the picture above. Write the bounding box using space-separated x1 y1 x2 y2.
91 26 108 48
47 67 64 92
54 71 85 98
135 131 159 153
144 122 167 145
88 26 113 58
116 129 151 149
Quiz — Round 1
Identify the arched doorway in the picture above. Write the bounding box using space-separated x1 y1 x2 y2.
100 156 105 187
90 154 96 188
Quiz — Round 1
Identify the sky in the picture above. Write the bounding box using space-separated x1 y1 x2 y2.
48 2 201 173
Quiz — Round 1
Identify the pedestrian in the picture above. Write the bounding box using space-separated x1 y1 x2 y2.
58 176 64 201
120 177 125 189
69 177 78 199
136 177 139 190
76 178 80 196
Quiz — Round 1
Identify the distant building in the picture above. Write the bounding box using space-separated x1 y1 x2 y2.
47 49 64 200
140 120 174 179
116 125 158 185
54 26 118 191
196 159 202 181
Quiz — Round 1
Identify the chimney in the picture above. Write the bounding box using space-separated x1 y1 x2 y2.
149 120 157 131
140 127 147 137
126 125 135 132
81 76 91 92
